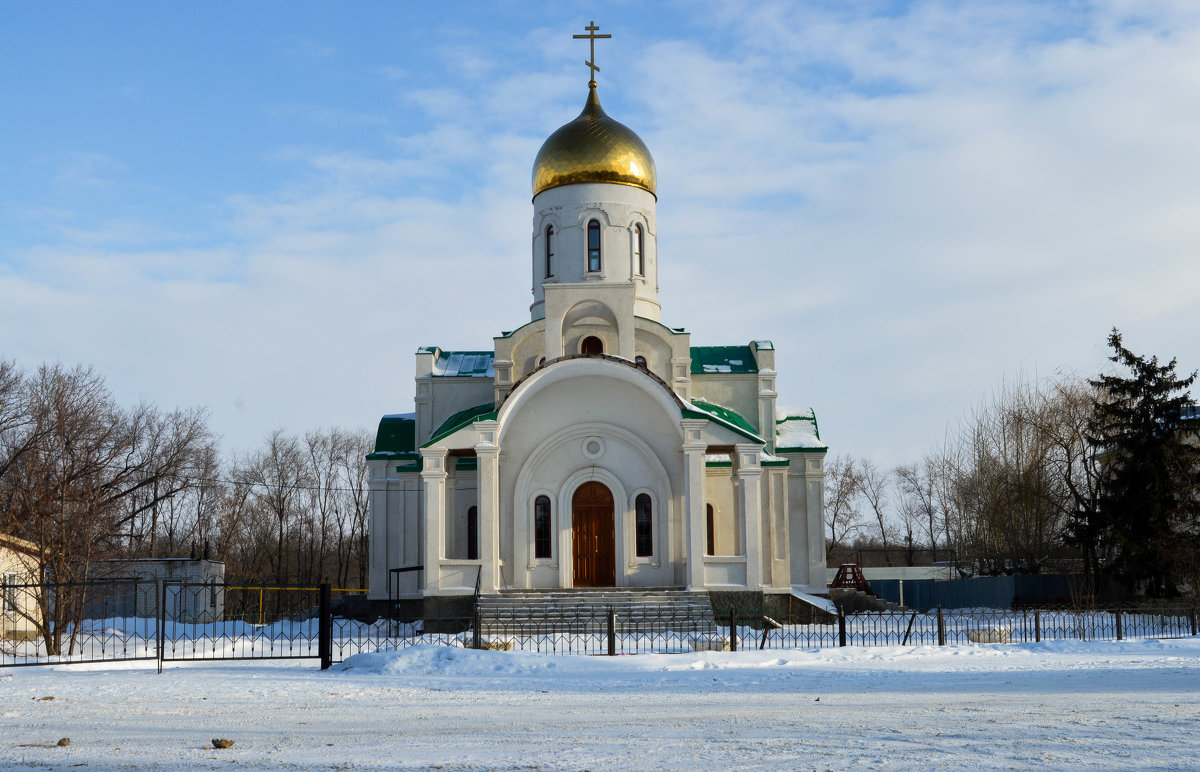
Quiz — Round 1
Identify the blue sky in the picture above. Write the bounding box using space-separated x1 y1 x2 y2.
3 1 1199 464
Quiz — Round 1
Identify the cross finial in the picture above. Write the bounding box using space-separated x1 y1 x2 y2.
572 20 612 88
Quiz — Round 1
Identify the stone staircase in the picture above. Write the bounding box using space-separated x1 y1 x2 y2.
475 587 720 637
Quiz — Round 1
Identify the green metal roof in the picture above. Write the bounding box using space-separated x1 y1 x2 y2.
690 346 758 375
423 402 498 447
683 399 764 444
366 414 416 460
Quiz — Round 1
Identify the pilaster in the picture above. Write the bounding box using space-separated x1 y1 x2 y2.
419 447 449 594
681 418 708 589
734 443 764 589
475 421 502 593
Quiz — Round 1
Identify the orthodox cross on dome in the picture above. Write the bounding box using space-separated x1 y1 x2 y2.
573 21 611 88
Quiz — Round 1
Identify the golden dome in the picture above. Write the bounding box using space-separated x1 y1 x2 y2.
532 85 657 198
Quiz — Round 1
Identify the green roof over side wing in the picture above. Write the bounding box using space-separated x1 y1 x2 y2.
683 399 765 444
423 402 498 448
690 345 758 375
366 413 416 460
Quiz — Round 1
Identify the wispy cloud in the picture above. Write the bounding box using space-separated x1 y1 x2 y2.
4 2 1198 464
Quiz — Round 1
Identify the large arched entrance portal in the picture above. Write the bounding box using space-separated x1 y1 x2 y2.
572 481 615 586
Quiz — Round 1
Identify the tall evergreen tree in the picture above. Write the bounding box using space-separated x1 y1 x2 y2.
1084 329 1199 597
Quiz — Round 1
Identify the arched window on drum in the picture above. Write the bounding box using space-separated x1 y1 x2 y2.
633 223 644 276
587 219 602 272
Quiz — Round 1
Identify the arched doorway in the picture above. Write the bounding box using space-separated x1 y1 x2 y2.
572 481 615 586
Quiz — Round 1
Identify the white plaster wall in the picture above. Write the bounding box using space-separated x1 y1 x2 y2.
764 466 790 588
691 374 763 435
422 378 496 443
496 360 683 589
703 468 739 556
0 544 41 638
780 451 828 592
444 472 479 560
367 462 424 600
531 182 659 322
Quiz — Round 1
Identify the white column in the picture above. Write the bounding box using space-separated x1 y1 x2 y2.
420 447 448 594
475 421 502 593
681 419 708 589
734 443 764 589
444 460 458 559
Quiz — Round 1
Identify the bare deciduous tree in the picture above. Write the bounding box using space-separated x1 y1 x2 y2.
823 455 864 562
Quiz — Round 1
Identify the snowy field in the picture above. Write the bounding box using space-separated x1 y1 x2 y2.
2 639 1199 771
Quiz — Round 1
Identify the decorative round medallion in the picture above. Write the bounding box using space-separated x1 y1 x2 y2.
582 437 605 459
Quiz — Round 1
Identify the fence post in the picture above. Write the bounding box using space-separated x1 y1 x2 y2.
156 581 165 674
318 583 332 670
936 606 945 646
472 606 482 650
1191 605 1197 637
607 607 617 656
729 609 738 652
837 608 847 648
1034 609 1041 643
1115 609 1123 641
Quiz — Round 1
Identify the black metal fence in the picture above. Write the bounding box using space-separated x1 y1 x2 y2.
2 579 1197 669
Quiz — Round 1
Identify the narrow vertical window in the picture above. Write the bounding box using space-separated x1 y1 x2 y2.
634 223 644 276
2 572 18 613
467 506 479 560
706 504 716 556
587 219 601 272
534 496 552 559
544 225 554 278
635 494 653 557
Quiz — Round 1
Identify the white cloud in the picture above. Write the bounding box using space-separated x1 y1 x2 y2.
5 2 1199 466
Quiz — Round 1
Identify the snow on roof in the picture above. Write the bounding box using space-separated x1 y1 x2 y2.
775 406 826 451
431 351 495 378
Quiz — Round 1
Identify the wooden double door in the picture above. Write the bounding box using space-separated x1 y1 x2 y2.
572 481 615 587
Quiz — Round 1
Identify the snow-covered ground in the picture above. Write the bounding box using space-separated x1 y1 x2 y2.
2 638 1198 770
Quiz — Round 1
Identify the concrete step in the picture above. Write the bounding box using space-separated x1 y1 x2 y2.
476 588 719 635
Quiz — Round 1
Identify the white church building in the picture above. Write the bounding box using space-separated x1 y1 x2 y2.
367 34 828 618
